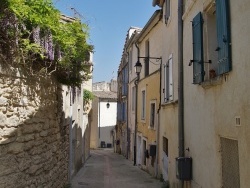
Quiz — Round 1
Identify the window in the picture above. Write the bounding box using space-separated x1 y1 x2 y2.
163 54 173 102
122 101 127 122
145 40 150 77
132 86 136 112
122 67 128 96
163 137 168 156
129 49 132 72
192 0 231 84
141 90 146 120
117 102 126 122
150 101 156 129
165 0 171 24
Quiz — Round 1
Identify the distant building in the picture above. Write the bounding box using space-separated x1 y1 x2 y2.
92 79 117 92
90 81 117 149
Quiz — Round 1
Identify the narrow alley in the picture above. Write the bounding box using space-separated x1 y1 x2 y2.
71 149 163 188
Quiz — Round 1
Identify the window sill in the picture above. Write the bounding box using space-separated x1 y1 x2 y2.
201 76 223 89
140 119 146 124
161 100 178 107
148 126 156 131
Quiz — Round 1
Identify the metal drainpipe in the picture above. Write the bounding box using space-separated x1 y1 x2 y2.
126 52 129 159
134 43 140 166
178 0 184 187
155 58 162 178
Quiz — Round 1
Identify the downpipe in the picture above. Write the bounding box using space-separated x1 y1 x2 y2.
178 0 184 187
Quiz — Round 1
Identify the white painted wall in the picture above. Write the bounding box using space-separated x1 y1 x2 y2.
99 101 117 127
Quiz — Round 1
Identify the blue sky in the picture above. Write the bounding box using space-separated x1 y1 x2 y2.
55 0 158 82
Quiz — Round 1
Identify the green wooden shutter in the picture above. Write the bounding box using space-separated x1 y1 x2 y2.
192 12 204 84
216 0 231 74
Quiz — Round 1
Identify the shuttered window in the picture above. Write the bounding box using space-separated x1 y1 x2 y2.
163 64 168 102
168 54 173 101
141 90 146 120
150 102 156 128
192 12 204 84
163 54 173 102
216 0 231 74
129 50 132 71
145 40 150 77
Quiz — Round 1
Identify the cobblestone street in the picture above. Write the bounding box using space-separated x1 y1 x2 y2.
71 149 163 188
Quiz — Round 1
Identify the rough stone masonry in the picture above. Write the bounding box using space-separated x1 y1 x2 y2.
0 73 69 188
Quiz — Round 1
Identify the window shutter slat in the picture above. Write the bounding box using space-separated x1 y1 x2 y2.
192 12 204 84
216 0 231 74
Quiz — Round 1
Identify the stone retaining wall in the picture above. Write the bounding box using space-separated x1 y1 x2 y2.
0 74 69 188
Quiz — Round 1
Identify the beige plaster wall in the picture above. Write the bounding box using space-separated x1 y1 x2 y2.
158 0 180 186
90 97 99 149
137 71 160 176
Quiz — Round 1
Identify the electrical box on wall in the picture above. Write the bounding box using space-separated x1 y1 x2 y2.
149 145 156 156
176 157 192 181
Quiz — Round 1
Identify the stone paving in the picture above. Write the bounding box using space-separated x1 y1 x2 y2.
71 149 164 188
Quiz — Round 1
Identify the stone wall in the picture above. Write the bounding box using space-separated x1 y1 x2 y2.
0 73 69 188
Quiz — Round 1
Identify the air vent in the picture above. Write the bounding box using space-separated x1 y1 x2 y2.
235 116 241 126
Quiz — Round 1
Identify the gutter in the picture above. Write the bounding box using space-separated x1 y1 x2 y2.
126 51 129 159
178 0 184 187
156 58 162 178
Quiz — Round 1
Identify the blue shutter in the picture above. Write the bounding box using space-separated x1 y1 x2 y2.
216 0 231 74
192 12 204 84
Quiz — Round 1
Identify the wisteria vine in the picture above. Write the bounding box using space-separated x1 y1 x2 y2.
0 0 93 86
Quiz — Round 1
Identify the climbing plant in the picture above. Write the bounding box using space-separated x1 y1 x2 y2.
83 89 94 104
0 0 93 86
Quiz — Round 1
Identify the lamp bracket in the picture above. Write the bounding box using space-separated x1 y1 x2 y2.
138 57 162 60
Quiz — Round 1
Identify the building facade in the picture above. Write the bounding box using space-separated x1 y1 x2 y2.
153 0 180 186
126 27 142 160
118 0 250 187
182 0 250 187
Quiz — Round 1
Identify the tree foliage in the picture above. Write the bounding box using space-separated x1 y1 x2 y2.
83 89 94 103
0 0 93 86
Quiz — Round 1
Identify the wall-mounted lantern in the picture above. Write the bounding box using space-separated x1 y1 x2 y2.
106 102 110 109
134 60 142 75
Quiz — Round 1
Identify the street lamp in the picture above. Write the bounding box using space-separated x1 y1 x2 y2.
134 60 142 75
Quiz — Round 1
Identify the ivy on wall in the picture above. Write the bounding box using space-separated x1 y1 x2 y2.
0 0 93 86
